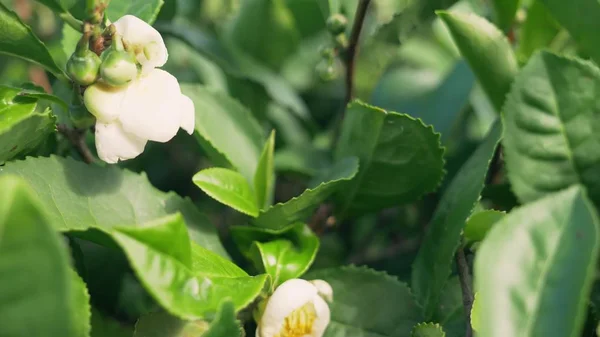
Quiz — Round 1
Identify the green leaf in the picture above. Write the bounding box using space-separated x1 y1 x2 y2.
232 223 319 289
193 167 259 217
470 292 480 333
90 309 134 337
306 266 423 337
0 175 78 336
0 86 56 163
110 213 267 319
463 210 505 243
254 130 276 210
0 3 64 77
0 155 228 257
105 0 164 24
13 83 68 110
34 0 77 12
411 120 502 319
437 11 518 112
203 301 242 337
254 157 359 229
182 85 264 183
225 0 300 70
335 100 445 216
134 312 209 337
411 323 446 337
71 271 92 337
491 0 520 32
432 276 465 328
539 0 600 65
474 186 599 337
517 1 561 62
502 52 600 206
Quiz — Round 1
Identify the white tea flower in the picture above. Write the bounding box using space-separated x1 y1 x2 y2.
256 279 332 337
113 15 168 74
84 69 194 163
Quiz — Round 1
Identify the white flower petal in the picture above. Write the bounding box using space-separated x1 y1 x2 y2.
95 122 147 163
113 15 168 72
179 94 195 134
118 69 183 142
83 83 127 123
310 295 331 337
258 279 319 337
309 280 334 303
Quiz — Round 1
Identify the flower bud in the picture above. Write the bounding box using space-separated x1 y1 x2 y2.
319 45 336 59
316 59 337 82
100 49 139 87
334 33 349 50
326 14 348 35
67 50 101 86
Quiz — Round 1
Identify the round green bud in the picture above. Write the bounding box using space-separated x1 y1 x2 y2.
316 59 337 82
67 50 101 86
319 45 336 59
100 49 139 87
334 33 349 50
326 14 348 35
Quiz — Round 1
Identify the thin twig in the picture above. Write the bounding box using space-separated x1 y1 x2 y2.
455 246 474 337
57 124 95 164
344 0 372 105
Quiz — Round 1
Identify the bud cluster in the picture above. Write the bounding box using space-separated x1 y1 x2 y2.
315 13 349 82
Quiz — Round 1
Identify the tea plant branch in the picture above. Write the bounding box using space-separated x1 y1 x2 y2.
57 124 95 164
456 245 474 337
344 0 372 105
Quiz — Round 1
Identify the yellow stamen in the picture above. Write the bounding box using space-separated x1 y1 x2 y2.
275 302 317 337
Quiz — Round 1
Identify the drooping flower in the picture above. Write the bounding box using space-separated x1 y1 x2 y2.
82 15 194 164
256 279 333 337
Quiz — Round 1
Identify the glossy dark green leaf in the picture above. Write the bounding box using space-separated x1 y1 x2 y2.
437 11 518 112
412 120 502 319
411 323 446 337
0 155 228 257
474 186 599 337
105 0 164 24
193 168 259 217
232 223 319 289
540 0 600 65
110 214 267 319
182 85 264 183
491 0 520 31
306 266 423 337
0 175 78 336
0 3 64 76
502 52 600 206
225 0 300 70
464 210 505 243
254 130 276 210
254 157 359 229
0 86 56 163
517 1 561 62
335 100 445 216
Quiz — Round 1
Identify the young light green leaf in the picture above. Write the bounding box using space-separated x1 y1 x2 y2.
105 0 164 24
411 322 446 337
502 52 600 206
110 214 268 319
254 130 276 210
232 223 319 289
437 11 518 112
517 1 561 62
491 0 520 32
0 175 78 337
470 292 480 333
182 85 264 183
335 100 445 217
412 120 502 319
193 167 259 217
0 155 228 257
0 3 64 77
71 271 91 337
464 210 505 243
306 266 423 337
540 0 600 65
474 186 599 337
224 0 300 70
0 86 56 163
254 156 359 229
203 301 242 337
